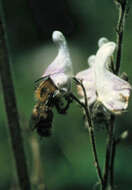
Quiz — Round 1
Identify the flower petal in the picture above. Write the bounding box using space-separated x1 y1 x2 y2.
87 55 96 67
76 62 96 105
98 37 109 48
41 31 73 94
94 42 131 114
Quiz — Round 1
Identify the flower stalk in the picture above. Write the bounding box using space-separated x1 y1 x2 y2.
72 77 104 187
103 0 129 189
103 115 115 190
115 0 128 74
0 4 31 190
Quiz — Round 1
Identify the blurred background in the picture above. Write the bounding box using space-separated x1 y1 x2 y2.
0 0 132 189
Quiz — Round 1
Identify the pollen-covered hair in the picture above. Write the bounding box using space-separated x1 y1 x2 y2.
35 78 58 103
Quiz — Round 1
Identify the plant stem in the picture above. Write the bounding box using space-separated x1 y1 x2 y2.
0 6 31 190
115 0 128 74
72 78 104 187
106 1 128 189
110 139 116 189
110 129 128 188
30 135 46 190
103 115 115 190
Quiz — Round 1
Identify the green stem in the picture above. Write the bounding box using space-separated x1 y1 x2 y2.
115 0 128 74
110 139 116 189
103 115 115 190
30 136 46 190
0 4 31 190
103 1 129 189
72 78 104 187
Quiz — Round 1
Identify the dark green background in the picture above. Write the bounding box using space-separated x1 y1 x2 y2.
0 0 132 189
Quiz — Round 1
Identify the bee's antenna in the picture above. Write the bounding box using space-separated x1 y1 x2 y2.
34 76 49 83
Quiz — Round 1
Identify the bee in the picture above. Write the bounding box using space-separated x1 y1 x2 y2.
31 76 73 137
31 101 53 137
31 77 57 137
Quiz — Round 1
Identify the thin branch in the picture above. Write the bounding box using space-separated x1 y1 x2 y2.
106 1 129 189
115 0 128 74
70 93 86 109
110 139 116 189
72 77 104 186
72 78 91 126
110 129 128 188
0 4 31 190
103 115 115 190
30 135 46 190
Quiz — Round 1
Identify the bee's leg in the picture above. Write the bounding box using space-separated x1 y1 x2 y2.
59 88 67 94
53 90 60 97
55 95 72 114
30 113 38 131
53 88 68 98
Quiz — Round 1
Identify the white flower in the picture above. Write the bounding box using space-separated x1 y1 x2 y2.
76 37 110 105
98 37 109 48
76 55 96 105
94 42 131 114
42 30 73 95
76 37 131 114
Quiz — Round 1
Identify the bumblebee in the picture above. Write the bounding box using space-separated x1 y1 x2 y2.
31 77 72 137
31 77 57 137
